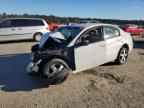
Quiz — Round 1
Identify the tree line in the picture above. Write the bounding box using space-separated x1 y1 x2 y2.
0 12 144 25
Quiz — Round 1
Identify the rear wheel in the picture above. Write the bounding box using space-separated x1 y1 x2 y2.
52 27 59 32
33 33 42 42
43 59 70 84
116 47 128 65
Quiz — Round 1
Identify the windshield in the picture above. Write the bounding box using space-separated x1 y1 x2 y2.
40 26 83 50
57 26 82 40
119 25 125 28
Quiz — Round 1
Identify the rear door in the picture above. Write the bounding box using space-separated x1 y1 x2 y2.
12 19 33 39
103 26 123 62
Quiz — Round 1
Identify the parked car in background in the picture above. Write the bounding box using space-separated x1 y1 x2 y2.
27 23 133 84
138 25 143 28
141 25 144 37
0 18 50 42
46 21 60 32
80 20 101 24
119 24 143 36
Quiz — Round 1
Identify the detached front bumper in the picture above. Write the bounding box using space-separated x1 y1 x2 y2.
26 62 40 74
26 62 34 74
26 53 42 74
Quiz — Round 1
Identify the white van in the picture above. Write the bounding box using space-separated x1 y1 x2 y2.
0 18 50 42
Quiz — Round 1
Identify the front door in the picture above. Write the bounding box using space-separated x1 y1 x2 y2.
74 27 107 72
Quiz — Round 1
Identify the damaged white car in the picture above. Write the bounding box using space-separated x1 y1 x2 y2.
27 23 133 84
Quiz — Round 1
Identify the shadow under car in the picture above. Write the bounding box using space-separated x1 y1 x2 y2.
0 53 48 92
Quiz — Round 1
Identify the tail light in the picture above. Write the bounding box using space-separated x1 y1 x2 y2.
46 27 49 30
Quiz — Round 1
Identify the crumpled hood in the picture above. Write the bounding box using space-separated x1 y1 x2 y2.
39 32 66 48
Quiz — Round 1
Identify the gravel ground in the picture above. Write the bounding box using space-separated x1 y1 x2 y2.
0 40 144 108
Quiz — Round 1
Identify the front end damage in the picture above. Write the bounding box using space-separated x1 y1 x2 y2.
26 26 82 76
26 42 75 76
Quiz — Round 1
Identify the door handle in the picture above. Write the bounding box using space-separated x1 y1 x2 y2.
99 44 106 47
11 29 15 30
18 28 22 30
116 39 121 42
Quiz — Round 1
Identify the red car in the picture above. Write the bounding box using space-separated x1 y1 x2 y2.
119 24 143 36
46 21 60 31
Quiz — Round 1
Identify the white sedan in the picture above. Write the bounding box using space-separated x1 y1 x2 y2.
27 23 133 84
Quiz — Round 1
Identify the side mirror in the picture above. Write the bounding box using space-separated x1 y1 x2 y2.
81 36 90 45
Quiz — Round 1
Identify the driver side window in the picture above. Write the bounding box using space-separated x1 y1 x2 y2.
76 27 102 46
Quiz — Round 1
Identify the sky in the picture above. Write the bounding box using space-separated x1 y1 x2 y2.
0 0 144 20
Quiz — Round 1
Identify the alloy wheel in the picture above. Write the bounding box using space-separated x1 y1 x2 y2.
119 49 128 64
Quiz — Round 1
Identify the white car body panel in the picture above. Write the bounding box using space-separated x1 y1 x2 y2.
74 41 107 71
104 36 123 62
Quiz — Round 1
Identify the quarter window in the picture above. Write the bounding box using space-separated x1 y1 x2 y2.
104 26 120 39
28 20 44 26
0 20 12 28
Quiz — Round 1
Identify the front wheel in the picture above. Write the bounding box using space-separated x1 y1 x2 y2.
116 47 128 65
43 59 70 84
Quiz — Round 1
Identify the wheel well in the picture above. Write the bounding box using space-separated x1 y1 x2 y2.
43 55 74 70
122 44 129 51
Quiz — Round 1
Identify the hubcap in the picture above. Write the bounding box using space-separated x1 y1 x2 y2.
35 34 41 41
119 49 128 63
49 63 65 73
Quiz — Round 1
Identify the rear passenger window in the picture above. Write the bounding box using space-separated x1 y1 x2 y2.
104 26 120 39
11 19 28 27
28 20 44 26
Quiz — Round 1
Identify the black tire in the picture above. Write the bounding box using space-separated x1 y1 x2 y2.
116 47 128 65
33 33 42 42
43 59 70 84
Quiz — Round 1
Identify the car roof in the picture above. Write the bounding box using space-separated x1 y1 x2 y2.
2 18 44 20
70 23 117 29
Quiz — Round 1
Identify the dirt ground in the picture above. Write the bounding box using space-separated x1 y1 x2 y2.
0 40 144 108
